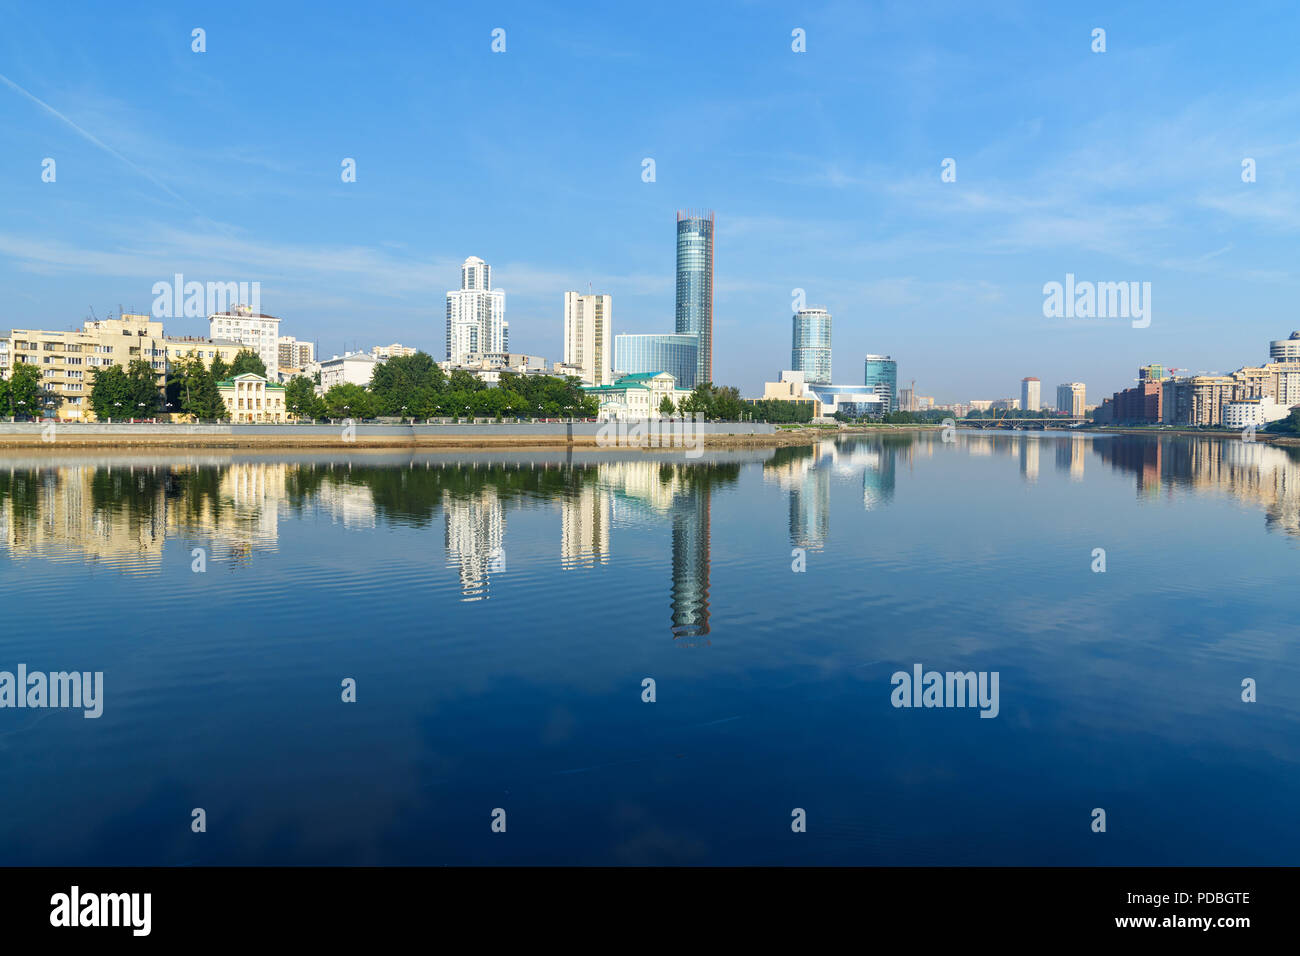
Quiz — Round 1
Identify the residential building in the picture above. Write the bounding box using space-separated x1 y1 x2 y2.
563 291 614 386
166 336 246 371
1020 376 1041 411
583 372 691 421
446 256 506 364
1269 331 1300 363
790 308 832 385
675 210 714 386
371 343 416 361
7 312 169 420
209 306 282 382
1161 375 1236 426
318 351 379 390
1224 397 1290 430
1057 382 1087 416
277 336 316 377
217 373 288 423
613 333 699 390
864 355 898 412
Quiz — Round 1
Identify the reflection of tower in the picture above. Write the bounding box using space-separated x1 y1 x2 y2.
561 482 610 569
1054 436 1086 481
670 486 711 639
789 459 831 549
862 446 897 509
1019 438 1040 483
444 489 505 601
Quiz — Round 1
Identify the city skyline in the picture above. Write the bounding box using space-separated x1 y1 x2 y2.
6 4 1300 402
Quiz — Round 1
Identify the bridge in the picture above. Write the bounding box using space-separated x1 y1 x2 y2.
959 418 1088 430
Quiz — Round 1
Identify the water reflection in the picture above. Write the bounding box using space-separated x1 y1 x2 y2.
1 434 1299 622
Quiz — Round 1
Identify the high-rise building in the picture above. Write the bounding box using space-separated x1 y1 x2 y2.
1138 364 1166 382
563 291 613 386
446 256 506 364
864 355 898 412
1269 331 1300 363
790 308 832 385
1056 382 1086 416
675 210 714 386
1021 376 1041 411
613 333 699 390
210 306 282 381
278 336 315 375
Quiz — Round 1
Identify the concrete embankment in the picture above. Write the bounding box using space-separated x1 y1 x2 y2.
0 421 792 450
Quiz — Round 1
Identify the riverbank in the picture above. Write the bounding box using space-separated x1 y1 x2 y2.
1084 425 1300 446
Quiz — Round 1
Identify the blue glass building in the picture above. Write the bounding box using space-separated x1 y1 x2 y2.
791 308 832 384
864 354 898 412
675 210 714 386
614 333 699 389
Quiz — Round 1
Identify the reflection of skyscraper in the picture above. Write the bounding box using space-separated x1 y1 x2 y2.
1019 438 1040 482
670 486 710 639
676 210 714 386
1054 436 1086 481
789 452 832 549
443 488 505 601
560 482 610 569
862 446 897 509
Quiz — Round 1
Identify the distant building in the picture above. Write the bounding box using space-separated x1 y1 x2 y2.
760 370 822 417
791 308 832 385
446 256 506 364
583 372 691 421
371 343 416 361
1057 382 1087 416
1161 376 1235 426
209 306 282 383
676 210 714 386
1269 331 1300 363
1224 397 1290 430
217 373 287 423
319 352 378 390
614 333 699 390
1020 376 1041 411
563 291 613 386
863 355 897 412
166 336 246 370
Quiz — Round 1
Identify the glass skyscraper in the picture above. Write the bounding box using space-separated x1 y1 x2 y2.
863 354 898 412
675 210 714 387
791 308 832 385
614 333 699 389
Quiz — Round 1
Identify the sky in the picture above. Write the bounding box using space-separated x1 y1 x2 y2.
2 0 1300 402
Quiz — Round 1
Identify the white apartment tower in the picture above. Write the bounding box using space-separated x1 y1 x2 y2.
446 256 507 364
210 306 282 381
1021 376 1041 412
563 291 613 386
1056 382 1086 416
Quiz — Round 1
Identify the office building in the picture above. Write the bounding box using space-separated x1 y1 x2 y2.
1269 331 1300 363
613 333 699 390
1057 382 1086 416
675 210 714 386
790 308 832 385
563 291 613 386
1021 376 1041 412
209 306 282 382
446 256 506 364
864 355 898 412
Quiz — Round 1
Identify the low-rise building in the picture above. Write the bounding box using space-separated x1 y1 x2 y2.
583 372 691 421
1224 397 1291 430
217 373 288 423
318 351 379 390
371 343 417 361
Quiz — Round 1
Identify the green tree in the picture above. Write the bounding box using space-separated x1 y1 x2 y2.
322 383 375 419
89 365 134 420
166 355 223 420
369 351 444 415
125 359 162 416
659 395 677 416
5 362 45 419
228 349 267 378
285 375 325 420
210 354 230 382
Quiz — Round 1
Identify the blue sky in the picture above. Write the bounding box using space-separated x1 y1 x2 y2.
3 0 1300 401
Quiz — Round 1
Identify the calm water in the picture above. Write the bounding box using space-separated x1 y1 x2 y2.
1 432 1298 865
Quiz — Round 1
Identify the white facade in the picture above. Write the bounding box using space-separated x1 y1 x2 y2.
372 343 417 360
584 372 691 422
1021 377 1041 411
1056 382 1086 415
1224 398 1290 429
563 291 613 386
446 256 506 364
210 307 282 382
1269 331 1300 363
318 351 379 390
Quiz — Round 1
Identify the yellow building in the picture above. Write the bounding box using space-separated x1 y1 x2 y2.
217 373 288 422
164 336 246 372
7 312 168 421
